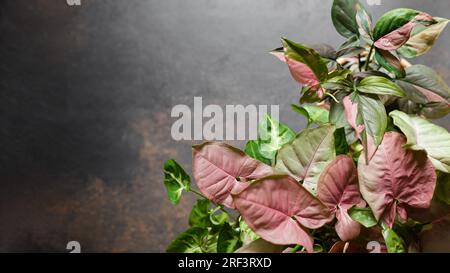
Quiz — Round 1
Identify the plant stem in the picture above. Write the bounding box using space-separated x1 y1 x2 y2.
191 188 207 199
358 54 362 71
364 43 375 71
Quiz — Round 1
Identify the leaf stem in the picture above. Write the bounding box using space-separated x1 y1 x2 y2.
191 188 207 199
364 44 375 71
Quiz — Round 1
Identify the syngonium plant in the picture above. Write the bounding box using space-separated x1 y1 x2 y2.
163 0 450 253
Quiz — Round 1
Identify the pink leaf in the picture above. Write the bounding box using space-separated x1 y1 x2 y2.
233 175 333 252
192 142 272 208
358 132 436 228
317 155 365 241
270 49 320 87
374 21 415 51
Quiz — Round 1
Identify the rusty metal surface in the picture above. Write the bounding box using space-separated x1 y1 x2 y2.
0 0 449 252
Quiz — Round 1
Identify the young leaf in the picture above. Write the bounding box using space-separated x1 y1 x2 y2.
166 227 216 253
358 132 436 228
398 18 449 58
357 76 406 97
281 38 329 83
217 223 242 253
374 49 405 78
192 142 272 208
233 175 333 253
244 140 271 165
389 110 450 173
163 159 191 205
331 0 361 38
317 155 365 241
347 206 378 228
381 225 407 253
258 114 296 161
291 104 329 126
274 125 336 194
189 199 212 227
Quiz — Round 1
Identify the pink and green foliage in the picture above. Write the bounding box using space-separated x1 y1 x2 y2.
163 0 450 253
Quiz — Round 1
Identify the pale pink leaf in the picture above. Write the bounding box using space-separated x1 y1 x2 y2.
233 175 333 252
358 132 436 228
192 142 272 208
374 21 415 50
317 155 364 241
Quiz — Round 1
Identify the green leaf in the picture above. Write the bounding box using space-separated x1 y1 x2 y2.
357 76 406 97
355 2 373 43
375 49 405 78
239 219 259 245
390 110 450 173
334 127 350 155
348 206 378 228
281 38 329 82
398 18 449 58
274 125 336 194
166 227 217 253
331 0 361 38
373 8 419 40
350 92 387 146
163 159 190 205
435 172 450 205
329 92 349 129
189 199 212 227
291 104 329 126
244 140 271 165
217 223 242 253
381 223 407 253
258 114 296 161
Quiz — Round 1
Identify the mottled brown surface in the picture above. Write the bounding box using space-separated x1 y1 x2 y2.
0 0 449 252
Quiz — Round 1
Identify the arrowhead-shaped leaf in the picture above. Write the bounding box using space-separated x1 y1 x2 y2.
398 18 449 58
390 110 450 172
274 125 336 194
358 132 437 228
163 159 191 205
233 175 333 252
317 155 365 241
217 223 242 253
348 206 378 228
374 49 405 78
166 227 217 253
244 140 271 165
192 142 272 208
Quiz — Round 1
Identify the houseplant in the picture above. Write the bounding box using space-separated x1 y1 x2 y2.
163 0 450 253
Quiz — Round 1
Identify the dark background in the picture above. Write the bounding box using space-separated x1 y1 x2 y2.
0 0 449 252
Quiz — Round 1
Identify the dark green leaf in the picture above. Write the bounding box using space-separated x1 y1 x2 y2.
189 199 212 227
163 159 190 205
331 0 361 38
348 206 377 228
217 223 242 253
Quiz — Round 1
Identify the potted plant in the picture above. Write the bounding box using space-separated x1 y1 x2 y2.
163 0 450 253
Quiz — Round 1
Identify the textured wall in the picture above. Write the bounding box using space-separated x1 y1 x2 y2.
0 0 449 252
